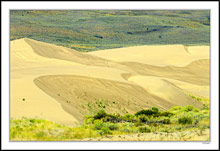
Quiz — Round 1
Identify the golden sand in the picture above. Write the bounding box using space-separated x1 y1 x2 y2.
10 38 209 125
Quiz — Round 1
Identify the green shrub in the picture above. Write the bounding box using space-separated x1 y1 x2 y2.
159 111 174 117
93 120 104 130
135 107 160 117
137 115 149 123
183 105 198 112
93 110 107 120
120 127 133 133
100 127 112 135
138 126 151 133
122 114 134 121
162 119 171 124
178 116 193 124
152 107 159 113
84 117 94 124
135 109 154 116
106 123 119 131
159 128 169 133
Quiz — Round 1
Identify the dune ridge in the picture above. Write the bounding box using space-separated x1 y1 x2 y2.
10 38 209 125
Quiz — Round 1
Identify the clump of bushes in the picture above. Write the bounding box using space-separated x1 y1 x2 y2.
138 126 151 133
178 116 193 124
10 103 210 140
135 107 159 116
94 120 104 130
161 118 171 124
99 127 112 135
107 123 119 130
93 110 107 120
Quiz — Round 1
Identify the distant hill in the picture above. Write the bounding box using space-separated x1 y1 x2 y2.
10 10 210 52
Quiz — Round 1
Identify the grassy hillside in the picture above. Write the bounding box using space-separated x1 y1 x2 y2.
10 10 210 52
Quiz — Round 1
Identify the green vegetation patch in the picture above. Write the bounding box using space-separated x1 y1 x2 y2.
11 99 210 141
10 10 210 52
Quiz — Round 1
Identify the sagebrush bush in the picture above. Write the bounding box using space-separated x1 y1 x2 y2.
100 127 112 135
137 115 149 123
178 116 193 124
152 107 159 113
106 123 119 130
162 119 171 124
134 121 144 127
93 120 104 130
122 114 134 121
138 126 151 133
182 105 199 112
84 117 94 124
94 110 107 120
135 110 150 116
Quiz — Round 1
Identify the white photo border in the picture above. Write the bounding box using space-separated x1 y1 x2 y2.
1 1 219 150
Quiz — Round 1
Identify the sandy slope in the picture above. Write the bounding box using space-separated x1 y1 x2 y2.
120 59 209 86
10 39 128 125
126 75 202 108
10 38 209 125
89 45 210 67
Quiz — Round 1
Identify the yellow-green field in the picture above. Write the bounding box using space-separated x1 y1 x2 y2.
10 99 210 141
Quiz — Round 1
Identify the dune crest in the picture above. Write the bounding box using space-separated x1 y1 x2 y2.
89 44 209 67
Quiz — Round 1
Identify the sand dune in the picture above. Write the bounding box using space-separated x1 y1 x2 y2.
33 75 202 122
89 45 209 67
10 38 209 125
24 38 111 67
120 59 209 86
126 75 201 108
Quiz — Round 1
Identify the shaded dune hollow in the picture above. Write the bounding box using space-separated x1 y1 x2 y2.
34 75 202 123
121 59 210 86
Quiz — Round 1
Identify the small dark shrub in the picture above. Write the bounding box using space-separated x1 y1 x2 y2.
94 120 104 130
94 110 107 120
138 115 148 123
162 119 171 124
160 112 173 117
135 107 159 116
135 109 154 116
138 126 151 133
123 114 134 121
107 123 119 130
100 127 112 135
152 107 159 113
134 121 144 127
178 117 193 124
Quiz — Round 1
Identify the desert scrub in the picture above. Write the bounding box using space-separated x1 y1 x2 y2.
10 105 210 141
138 126 151 133
93 120 104 130
178 117 193 124
10 118 99 141
99 127 112 135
